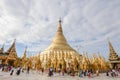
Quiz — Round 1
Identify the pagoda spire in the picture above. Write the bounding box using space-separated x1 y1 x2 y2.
1 43 4 52
57 18 63 33
108 38 119 61
7 39 17 58
22 46 27 59
45 19 75 50
7 39 16 52
0 43 4 53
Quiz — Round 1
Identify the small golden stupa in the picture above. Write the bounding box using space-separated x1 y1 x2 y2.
108 39 120 69
38 19 82 70
0 40 18 66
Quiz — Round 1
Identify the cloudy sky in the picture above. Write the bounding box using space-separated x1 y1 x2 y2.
0 0 120 59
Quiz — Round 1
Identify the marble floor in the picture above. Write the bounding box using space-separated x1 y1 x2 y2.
0 70 120 80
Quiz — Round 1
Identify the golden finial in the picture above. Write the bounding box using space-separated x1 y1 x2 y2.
57 18 62 32
58 18 62 26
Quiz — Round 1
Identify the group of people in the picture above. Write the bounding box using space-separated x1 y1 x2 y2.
78 69 94 78
0 65 12 72
106 69 120 77
9 66 30 76
48 68 53 77
1 65 120 78
78 68 120 78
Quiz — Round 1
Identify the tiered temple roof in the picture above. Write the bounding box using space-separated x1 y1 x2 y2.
108 39 120 69
6 40 18 60
0 40 18 65
108 39 120 61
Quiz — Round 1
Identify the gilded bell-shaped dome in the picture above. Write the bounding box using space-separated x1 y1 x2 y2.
39 19 82 70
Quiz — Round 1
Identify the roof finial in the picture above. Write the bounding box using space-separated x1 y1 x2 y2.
57 18 63 32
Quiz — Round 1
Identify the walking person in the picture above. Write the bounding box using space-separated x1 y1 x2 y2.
48 68 50 77
62 69 65 76
88 71 91 78
49 68 53 76
106 70 109 76
16 66 21 75
58 68 61 75
41 68 44 74
96 70 99 76
27 66 30 74
10 68 14 76
112 69 115 77
79 70 83 77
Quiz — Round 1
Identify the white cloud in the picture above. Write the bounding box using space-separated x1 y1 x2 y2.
0 0 120 58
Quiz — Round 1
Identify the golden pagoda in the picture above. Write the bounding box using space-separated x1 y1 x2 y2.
38 19 82 70
90 53 108 72
0 39 18 66
108 39 120 69
81 53 90 70
21 47 27 69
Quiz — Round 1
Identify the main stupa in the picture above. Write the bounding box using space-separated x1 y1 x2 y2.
39 19 82 70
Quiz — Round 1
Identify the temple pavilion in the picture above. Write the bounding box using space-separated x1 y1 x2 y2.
38 19 82 71
108 39 120 69
0 40 18 66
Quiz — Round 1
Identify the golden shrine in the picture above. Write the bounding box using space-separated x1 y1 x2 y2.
38 19 82 70
0 40 18 66
108 39 120 69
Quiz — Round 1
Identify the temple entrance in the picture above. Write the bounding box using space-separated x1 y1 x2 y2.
113 63 118 69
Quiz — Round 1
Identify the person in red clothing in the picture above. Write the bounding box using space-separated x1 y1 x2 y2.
41 68 44 74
